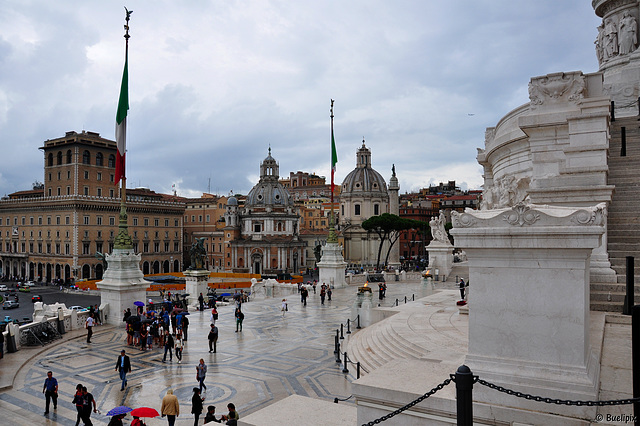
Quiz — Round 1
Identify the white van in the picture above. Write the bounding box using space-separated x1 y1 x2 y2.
0 285 7 292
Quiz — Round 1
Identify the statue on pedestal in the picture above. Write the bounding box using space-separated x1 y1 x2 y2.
429 212 448 244
189 237 207 270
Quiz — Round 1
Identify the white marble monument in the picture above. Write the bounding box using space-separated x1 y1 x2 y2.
450 202 606 418
426 211 454 279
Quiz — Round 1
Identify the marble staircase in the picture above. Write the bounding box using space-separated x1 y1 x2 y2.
597 116 640 311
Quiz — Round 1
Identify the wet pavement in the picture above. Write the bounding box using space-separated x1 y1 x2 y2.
0 280 426 425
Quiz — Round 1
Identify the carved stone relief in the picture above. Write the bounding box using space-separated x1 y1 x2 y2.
596 7 638 66
480 175 530 210
528 72 586 108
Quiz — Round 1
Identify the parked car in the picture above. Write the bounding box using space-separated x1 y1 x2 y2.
69 305 87 311
0 285 7 292
25 281 36 287
32 295 42 303
3 300 19 309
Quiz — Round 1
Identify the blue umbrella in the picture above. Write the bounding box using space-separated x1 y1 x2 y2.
220 293 232 297
107 406 132 416
177 312 190 316
133 301 145 307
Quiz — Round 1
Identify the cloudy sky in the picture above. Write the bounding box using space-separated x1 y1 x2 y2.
0 1 601 198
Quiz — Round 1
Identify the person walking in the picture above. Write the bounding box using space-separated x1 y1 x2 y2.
320 285 326 305
300 285 308 306
208 324 218 353
198 293 204 312
234 307 244 332
196 358 207 391
191 388 204 426
459 278 465 300
82 386 97 426
327 286 332 301
182 314 190 341
72 384 84 426
281 299 288 317
210 307 218 324
85 313 95 343
175 331 184 364
163 330 174 363
115 349 131 391
161 389 180 426
42 370 58 415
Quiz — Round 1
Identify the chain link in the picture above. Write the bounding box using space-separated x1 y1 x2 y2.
478 379 640 407
361 378 452 426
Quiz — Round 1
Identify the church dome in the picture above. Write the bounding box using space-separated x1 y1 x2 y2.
227 196 238 206
341 140 388 196
245 148 294 207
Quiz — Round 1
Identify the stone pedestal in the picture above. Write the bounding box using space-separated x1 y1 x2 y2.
426 241 454 279
97 248 151 325
318 242 348 289
184 269 210 307
450 203 605 418
352 287 374 327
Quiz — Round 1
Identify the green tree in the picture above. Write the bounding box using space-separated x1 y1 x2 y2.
362 213 426 269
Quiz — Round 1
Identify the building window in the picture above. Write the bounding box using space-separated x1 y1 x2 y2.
38 243 42 253
110 174 114 183
67 150 72 164
84 216 90 225
48 153 54 166
206 215 210 222
57 187 61 196
48 188 52 196
67 186 71 195
254 223 261 232
56 216 61 225
29 242 33 253
66 216 70 225
96 152 103 166
82 150 90 164
164 219 169 227
108 154 115 167
47 216 51 225
21 216 25 225
109 189 114 197
97 172 102 181
144 218 149 226
55 243 60 254
191 215 195 222
355 204 361 215
38 216 43 225
47 243 51 254
175 219 179 226
110 217 116 226
84 170 89 179
97 188 102 197
57 171 61 180
374 204 379 215
143 242 149 253
96 242 103 253
133 242 138 252
154 218 159 227
154 242 160 252
84 187 89 196
174 242 180 251
67 170 71 179
133 217 138 226
164 242 169 252
65 244 70 254
198 215 202 222
144 231 148 239
30 217 34 225
97 216 103 225
83 243 90 254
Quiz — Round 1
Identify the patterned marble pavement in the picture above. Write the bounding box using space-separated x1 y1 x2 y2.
0 280 427 425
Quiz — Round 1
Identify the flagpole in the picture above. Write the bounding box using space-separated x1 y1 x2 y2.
114 7 133 250
328 99 337 244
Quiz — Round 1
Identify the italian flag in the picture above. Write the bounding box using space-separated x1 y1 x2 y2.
331 126 338 193
115 56 128 185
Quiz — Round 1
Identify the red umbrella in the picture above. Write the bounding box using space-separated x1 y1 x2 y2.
130 407 159 418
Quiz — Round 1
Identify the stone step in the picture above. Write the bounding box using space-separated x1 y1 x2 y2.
591 300 624 313
590 290 637 303
590 282 640 293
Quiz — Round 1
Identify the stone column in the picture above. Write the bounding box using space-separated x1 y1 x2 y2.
98 248 150 325
450 203 605 418
318 242 348 288
184 269 210 307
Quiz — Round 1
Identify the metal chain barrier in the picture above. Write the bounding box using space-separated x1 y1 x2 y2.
361 377 452 426
478 379 640 406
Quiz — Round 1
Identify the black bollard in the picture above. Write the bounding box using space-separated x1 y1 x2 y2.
633 306 640 425
334 333 339 355
340 323 345 339
404 296 407 304
622 127 627 157
625 256 635 315
357 362 361 379
412 294 415 301
395 298 399 307
342 352 349 373
336 343 342 363
356 315 361 329
346 319 351 334
454 365 474 426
